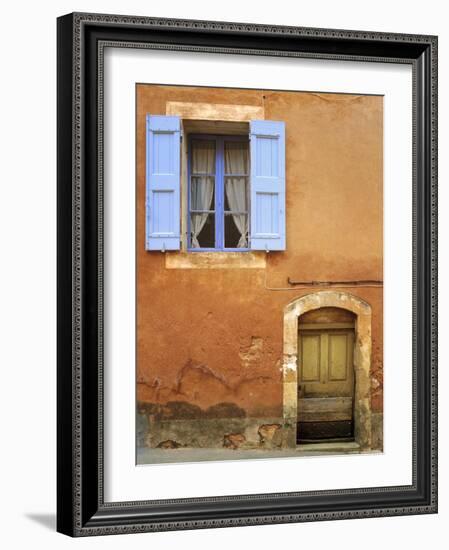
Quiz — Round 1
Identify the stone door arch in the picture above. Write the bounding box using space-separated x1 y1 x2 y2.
282 291 372 450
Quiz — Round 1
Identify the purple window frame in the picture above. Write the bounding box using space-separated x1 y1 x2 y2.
188 134 250 252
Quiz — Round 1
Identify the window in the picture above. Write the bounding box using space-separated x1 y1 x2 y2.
189 135 250 250
145 115 286 252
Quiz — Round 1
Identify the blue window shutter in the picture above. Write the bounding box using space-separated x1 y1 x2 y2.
146 115 181 251
249 120 286 251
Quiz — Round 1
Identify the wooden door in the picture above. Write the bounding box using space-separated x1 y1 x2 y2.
297 325 355 443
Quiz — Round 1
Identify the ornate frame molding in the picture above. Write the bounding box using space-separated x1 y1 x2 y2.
57 12 438 536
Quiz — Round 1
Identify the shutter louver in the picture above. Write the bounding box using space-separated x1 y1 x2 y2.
146 115 181 251
249 120 286 251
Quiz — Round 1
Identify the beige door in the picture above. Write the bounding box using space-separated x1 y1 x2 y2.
297 324 355 443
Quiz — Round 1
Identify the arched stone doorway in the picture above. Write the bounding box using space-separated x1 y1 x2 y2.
282 291 372 450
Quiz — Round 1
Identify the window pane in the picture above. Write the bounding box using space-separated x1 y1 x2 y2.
191 140 216 174
224 141 249 175
224 176 248 212
225 213 248 248
190 213 215 248
224 141 249 229
191 176 215 211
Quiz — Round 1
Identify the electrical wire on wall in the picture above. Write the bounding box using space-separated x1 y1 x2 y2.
262 268 383 291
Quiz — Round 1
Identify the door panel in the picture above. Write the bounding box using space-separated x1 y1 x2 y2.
328 333 349 381
297 397 353 422
301 334 321 382
297 327 355 443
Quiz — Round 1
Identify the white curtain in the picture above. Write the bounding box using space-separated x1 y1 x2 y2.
225 142 249 248
191 141 215 248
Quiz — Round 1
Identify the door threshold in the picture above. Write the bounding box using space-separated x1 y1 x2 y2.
299 437 354 444
296 440 360 454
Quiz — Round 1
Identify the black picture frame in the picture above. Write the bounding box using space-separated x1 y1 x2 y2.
57 12 438 536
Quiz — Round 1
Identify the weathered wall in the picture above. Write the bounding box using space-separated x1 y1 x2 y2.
136 84 383 450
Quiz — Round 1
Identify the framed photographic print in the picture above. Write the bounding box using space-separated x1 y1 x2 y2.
57 12 438 536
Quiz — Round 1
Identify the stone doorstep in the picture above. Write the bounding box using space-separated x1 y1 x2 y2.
296 441 361 454
136 441 383 465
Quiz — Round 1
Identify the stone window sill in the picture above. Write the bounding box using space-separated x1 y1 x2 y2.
165 251 267 269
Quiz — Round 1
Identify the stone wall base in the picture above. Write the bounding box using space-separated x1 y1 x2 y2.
137 412 383 452
371 412 383 451
138 414 286 450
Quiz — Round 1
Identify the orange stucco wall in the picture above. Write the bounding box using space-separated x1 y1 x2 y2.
136 84 383 420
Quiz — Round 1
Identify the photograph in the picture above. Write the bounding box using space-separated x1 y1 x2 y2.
54 8 437 537
136 83 384 464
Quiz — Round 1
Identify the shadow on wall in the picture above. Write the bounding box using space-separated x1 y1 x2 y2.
25 513 56 531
